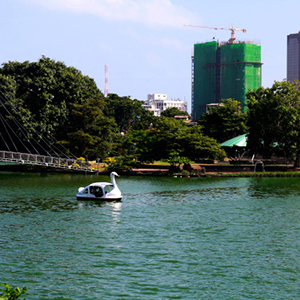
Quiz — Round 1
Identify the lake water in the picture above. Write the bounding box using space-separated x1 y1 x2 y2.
1 172 300 299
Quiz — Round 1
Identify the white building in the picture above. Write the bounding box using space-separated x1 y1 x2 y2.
143 94 188 117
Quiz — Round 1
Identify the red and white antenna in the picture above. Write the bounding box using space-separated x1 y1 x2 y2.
104 65 109 97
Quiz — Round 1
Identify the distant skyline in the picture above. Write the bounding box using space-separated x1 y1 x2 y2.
1 0 300 111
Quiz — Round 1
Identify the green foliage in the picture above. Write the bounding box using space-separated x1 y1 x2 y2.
160 107 190 118
0 74 17 100
104 94 155 133
122 118 226 163
64 98 118 159
164 151 191 166
198 98 247 143
0 56 103 154
0 56 228 163
164 151 191 173
0 283 27 300
178 126 227 161
0 74 37 150
105 154 139 172
247 80 300 166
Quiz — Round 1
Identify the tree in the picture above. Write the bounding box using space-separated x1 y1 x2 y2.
160 107 190 118
247 80 300 167
122 118 226 163
198 98 247 143
175 125 226 161
0 57 102 135
104 94 153 133
0 74 37 152
64 98 118 159
0 57 103 154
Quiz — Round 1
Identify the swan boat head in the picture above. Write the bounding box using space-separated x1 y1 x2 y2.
76 171 123 201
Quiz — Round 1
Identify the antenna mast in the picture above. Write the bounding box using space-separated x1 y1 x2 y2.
104 65 109 97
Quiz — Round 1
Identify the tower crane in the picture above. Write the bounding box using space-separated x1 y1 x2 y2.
184 24 246 43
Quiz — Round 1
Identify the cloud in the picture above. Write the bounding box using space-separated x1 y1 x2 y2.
28 0 197 27
122 29 188 53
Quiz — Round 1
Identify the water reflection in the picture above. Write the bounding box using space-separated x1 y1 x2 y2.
110 201 122 212
77 200 122 226
246 177 300 199
77 199 122 208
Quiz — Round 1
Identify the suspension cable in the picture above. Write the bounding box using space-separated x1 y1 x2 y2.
0 87 77 159
0 94 39 153
0 113 19 151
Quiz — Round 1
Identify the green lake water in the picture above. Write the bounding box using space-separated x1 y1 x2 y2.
1 172 300 299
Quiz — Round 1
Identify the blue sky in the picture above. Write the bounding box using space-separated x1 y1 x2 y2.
1 0 299 111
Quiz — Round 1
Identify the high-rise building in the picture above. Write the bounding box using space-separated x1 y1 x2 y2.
192 40 262 120
287 32 300 83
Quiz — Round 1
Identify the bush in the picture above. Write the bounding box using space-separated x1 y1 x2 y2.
105 155 139 172
0 283 28 300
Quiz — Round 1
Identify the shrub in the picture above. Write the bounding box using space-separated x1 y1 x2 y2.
0 283 28 300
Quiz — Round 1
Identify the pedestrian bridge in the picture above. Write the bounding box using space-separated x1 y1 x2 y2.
0 87 101 173
0 150 98 173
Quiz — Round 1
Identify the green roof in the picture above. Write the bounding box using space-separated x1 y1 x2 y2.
220 134 247 147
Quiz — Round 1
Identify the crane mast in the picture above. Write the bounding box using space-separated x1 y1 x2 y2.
184 24 246 43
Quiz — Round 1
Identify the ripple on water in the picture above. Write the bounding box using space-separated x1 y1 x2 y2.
1 175 300 299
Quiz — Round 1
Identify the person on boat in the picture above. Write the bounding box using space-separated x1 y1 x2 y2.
94 187 103 197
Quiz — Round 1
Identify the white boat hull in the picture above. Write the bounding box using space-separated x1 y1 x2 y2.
76 196 122 201
76 172 123 201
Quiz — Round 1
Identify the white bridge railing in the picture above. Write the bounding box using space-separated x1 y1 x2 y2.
0 151 97 173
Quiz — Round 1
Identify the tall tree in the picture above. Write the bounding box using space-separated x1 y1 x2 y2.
64 98 118 159
0 57 103 155
104 94 152 133
247 80 300 167
0 56 102 139
198 98 247 143
0 73 37 152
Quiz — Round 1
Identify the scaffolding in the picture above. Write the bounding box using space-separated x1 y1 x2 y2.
192 40 262 120
192 41 218 120
220 42 262 109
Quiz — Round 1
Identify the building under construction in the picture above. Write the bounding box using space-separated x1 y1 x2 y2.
191 38 262 120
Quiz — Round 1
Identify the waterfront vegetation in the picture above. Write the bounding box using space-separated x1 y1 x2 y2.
0 283 27 300
1 57 300 170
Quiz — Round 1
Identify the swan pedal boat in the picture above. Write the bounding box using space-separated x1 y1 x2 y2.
76 171 123 201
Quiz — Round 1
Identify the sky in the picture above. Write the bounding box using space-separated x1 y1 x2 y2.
1 0 300 112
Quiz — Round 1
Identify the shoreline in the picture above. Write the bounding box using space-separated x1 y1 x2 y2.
1 163 300 178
